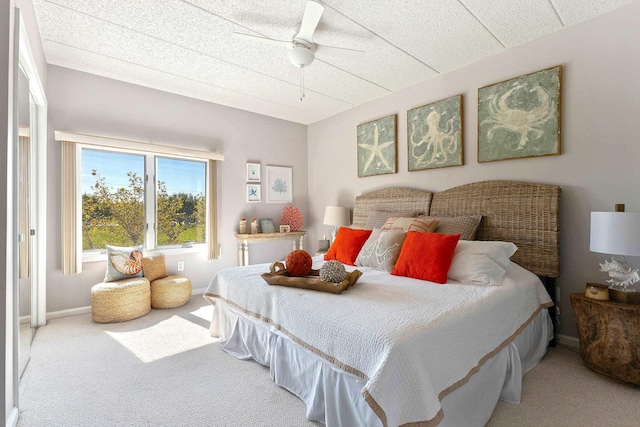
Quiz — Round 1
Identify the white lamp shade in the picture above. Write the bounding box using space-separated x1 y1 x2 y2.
323 206 351 227
590 212 640 256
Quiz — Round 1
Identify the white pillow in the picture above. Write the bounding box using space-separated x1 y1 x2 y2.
447 240 518 286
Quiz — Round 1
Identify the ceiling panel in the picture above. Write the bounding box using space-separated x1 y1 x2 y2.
31 0 638 124
553 0 637 26
328 0 505 73
462 0 564 47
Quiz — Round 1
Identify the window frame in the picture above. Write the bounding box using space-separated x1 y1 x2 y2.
57 130 223 272
80 145 209 262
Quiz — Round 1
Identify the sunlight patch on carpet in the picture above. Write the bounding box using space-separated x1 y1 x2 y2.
191 304 214 322
105 315 215 363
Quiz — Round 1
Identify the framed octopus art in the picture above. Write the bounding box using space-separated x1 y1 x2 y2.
407 94 463 171
478 65 562 163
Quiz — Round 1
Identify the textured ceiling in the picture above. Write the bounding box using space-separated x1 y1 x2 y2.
32 0 636 124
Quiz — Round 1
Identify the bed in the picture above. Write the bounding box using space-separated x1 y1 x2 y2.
204 180 560 427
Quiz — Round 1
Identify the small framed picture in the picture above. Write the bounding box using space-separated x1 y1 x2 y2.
259 218 275 234
246 163 261 182
246 184 261 203
279 225 291 233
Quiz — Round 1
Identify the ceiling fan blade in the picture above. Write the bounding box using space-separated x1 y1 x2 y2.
233 32 292 48
294 1 324 42
315 43 365 60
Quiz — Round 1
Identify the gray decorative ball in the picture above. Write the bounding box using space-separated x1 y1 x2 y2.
319 260 347 283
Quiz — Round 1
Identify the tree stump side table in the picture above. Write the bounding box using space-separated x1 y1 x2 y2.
570 292 640 386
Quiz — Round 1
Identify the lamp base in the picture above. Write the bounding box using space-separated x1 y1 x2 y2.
609 288 640 304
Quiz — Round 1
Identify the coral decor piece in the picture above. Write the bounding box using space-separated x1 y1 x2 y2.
281 204 303 231
599 257 640 289
320 260 347 283
285 250 312 277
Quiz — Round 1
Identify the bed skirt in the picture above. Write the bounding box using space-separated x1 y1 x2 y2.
210 299 553 427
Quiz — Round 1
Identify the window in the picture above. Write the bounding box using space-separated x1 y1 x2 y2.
58 131 223 274
82 149 145 250
81 148 208 253
156 157 206 247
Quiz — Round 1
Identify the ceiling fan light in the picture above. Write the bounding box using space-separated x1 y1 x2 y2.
288 45 315 68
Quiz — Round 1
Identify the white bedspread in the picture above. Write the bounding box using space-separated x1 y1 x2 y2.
204 258 552 427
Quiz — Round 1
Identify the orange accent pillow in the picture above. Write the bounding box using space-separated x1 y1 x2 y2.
391 231 460 283
324 227 372 266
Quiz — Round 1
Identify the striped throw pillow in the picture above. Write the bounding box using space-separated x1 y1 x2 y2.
381 216 439 233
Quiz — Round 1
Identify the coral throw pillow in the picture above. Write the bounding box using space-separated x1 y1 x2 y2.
391 231 460 283
324 227 372 266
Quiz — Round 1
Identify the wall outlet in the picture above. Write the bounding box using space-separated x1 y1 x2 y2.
177 261 184 271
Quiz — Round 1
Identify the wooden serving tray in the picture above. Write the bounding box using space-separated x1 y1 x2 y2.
261 262 362 294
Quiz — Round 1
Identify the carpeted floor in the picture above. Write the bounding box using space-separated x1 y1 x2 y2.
18 296 639 426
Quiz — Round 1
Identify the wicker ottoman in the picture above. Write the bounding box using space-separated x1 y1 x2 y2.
91 277 151 323
150 275 192 309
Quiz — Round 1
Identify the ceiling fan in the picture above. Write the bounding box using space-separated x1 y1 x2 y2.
233 1 365 99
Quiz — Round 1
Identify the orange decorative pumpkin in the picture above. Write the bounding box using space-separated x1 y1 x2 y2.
285 250 313 277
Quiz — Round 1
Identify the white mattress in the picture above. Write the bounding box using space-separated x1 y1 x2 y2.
205 258 553 426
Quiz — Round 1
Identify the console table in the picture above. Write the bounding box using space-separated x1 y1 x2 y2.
234 231 305 266
570 292 640 385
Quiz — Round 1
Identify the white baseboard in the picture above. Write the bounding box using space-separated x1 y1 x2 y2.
48 306 92 320
557 334 580 350
45 288 207 321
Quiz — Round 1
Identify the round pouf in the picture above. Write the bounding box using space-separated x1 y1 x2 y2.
91 277 151 323
150 275 192 309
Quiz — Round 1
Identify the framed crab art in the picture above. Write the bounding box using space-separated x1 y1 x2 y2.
478 65 562 163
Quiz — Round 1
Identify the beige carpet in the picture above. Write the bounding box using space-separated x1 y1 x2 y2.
19 296 639 426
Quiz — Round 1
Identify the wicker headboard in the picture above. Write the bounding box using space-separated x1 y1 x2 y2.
352 187 433 229
353 181 561 278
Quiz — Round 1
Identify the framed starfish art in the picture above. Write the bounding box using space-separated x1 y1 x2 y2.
357 114 397 177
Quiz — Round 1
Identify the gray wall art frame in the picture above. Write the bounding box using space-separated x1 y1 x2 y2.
407 95 463 171
259 218 275 234
357 114 397 177
478 65 562 163
266 165 293 203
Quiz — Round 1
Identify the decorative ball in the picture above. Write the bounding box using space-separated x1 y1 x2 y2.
285 250 312 277
320 260 347 283
281 205 304 232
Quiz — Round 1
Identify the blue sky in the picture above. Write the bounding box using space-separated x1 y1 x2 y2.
82 149 205 195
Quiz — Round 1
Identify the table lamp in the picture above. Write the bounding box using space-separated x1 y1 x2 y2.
590 209 640 302
323 206 351 243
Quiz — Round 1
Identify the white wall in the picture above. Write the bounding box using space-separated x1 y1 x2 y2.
46 66 307 313
307 2 640 339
